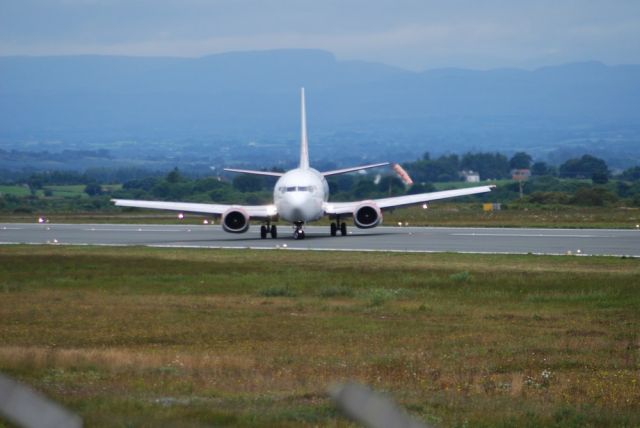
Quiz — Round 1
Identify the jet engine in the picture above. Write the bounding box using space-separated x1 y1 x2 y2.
222 208 250 233
353 202 382 229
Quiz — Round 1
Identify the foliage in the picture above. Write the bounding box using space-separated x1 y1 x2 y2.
571 186 618 206
528 191 572 205
509 152 533 169
232 175 264 192
620 166 640 181
166 167 184 183
559 155 609 180
404 153 460 183
461 152 511 180
531 161 554 176
84 183 102 196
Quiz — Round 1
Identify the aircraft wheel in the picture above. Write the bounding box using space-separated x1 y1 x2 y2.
340 222 347 236
270 225 277 238
330 222 337 236
260 225 267 239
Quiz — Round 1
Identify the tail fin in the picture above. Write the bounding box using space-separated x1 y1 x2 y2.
299 87 310 169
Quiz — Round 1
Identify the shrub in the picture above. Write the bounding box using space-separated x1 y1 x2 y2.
318 285 354 298
258 285 296 297
571 187 617 206
449 271 472 282
528 191 571 205
369 288 395 306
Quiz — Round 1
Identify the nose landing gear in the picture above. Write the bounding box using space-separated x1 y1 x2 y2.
293 222 305 240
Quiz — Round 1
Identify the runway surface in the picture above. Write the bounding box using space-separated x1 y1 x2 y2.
1 222 639 256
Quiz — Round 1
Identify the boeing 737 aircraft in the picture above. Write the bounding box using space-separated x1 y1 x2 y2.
112 89 494 239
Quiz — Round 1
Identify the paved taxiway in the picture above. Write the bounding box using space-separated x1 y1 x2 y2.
1 223 638 256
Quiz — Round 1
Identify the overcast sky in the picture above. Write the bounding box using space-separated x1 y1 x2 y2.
1 0 638 70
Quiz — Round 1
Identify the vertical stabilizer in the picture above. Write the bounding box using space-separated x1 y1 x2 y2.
299 88 310 169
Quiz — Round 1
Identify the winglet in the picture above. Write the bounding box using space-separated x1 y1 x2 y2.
299 87 310 169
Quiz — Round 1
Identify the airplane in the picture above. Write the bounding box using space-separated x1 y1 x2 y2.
112 89 495 240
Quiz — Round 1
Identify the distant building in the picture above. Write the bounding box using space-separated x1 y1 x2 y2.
460 170 480 183
511 169 531 181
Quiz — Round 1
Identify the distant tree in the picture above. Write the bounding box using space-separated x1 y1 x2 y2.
559 155 609 180
528 191 572 205
404 154 459 183
531 161 553 176
571 187 617 206
232 175 263 192
84 183 102 196
509 152 532 169
193 177 227 193
460 152 510 180
353 179 377 199
166 167 183 183
407 182 435 194
26 176 43 195
591 171 609 184
123 177 158 192
620 166 640 181
377 176 405 196
329 175 355 193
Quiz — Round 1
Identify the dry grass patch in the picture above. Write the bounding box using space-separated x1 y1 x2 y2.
0 245 638 426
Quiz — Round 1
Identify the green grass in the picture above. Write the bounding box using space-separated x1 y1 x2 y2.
0 184 31 196
44 184 88 198
0 246 639 426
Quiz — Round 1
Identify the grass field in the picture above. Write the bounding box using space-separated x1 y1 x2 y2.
0 246 639 426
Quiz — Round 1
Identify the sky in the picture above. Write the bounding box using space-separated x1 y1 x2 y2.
1 0 639 70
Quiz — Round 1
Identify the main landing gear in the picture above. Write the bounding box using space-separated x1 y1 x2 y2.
260 223 277 239
293 221 305 240
330 217 347 237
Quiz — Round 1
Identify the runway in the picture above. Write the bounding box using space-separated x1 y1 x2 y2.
1 222 639 256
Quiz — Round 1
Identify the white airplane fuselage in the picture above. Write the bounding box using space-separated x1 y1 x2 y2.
273 168 329 223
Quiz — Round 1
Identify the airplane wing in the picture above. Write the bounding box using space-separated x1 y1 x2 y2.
321 162 390 177
111 199 277 219
324 185 495 215
223 168 284 177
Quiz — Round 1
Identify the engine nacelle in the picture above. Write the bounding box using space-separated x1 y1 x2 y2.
222 208 250 233
353 202 382 229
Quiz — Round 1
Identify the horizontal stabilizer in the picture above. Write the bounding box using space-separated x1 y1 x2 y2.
223 168 284 177
322 162 390 177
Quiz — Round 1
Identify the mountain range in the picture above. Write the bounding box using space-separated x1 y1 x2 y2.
1 49 639 167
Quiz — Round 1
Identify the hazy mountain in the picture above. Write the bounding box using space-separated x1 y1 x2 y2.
1 49 639 167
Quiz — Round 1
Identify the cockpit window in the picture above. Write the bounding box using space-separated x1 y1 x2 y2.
283 186 315 192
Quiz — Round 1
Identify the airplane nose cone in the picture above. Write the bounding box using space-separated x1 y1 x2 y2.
283 192 318 222
291 207 305 220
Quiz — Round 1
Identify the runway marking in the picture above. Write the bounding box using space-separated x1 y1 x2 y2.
451 233 603 238
83 228 186 232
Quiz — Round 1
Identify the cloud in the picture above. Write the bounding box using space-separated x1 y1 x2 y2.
1 0 639 70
